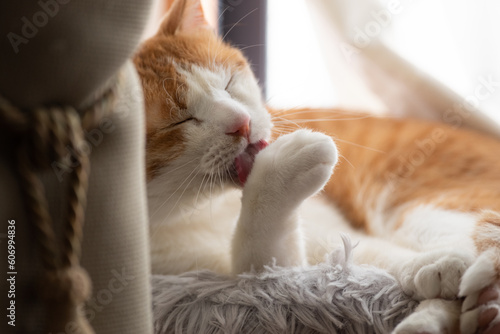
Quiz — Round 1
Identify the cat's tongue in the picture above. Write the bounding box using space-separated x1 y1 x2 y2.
234 140 268 186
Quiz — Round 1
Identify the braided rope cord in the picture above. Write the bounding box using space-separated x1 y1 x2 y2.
0 80 118 333
63 108 91 268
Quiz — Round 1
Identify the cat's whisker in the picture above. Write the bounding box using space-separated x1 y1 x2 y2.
213 5 231 69
150 164 201 219
223 166 231 191
271 115 384 154
162 77 175 104
164 166 204 222
208 167 215 223
238 43 265 51
271 126 297 134
154 166 200 222
216 6 230 29
271 116 304 130
194 173 208 209
210 43 219 70
168 106 175 120
221 8 258 42
210 14 232 70
271 108 375 121
271 125 296 137
272 124 384 154
175 82 186 102
333 137 386 154
158 157 199 177
271 118 296 126
271 122 300 130
265 93 280 105
339 153 355 169
273 108 372 118
272 127 296 136
151 158 201 210
201 169 212 194
226 164 233 183
219 56 233 72
217 165 224 194
270 115 299 123
273 115 375 123
215 165 227 203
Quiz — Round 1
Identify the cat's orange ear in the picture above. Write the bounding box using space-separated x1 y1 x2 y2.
159 0 211 35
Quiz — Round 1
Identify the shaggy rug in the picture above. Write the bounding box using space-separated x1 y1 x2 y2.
152 236 417 333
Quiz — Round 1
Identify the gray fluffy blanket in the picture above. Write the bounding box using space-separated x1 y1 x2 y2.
152 236 417 333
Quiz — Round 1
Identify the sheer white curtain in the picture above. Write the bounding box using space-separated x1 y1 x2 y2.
267 0 500 138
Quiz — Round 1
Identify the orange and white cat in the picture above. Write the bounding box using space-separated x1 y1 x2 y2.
133 0 500 333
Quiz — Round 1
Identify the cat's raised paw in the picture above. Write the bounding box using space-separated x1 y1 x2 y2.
244 129 337 207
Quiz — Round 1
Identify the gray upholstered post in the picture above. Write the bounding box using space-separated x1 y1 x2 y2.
0 1 154 333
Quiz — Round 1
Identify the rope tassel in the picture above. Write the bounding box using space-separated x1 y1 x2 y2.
0 82 117 333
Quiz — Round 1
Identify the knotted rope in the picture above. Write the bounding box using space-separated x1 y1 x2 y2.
0 80 118 333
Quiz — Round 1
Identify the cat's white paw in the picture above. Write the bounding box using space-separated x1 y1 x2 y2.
460 284 500 334
397 250 474 300
393 299 460 334
459 249 500 334
244 129 337 207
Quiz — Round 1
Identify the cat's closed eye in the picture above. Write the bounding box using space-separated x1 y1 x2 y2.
172 117 196 127
160 117 198 131
225 75 233 91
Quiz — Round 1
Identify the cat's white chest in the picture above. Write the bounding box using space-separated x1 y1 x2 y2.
149 189 242 275
149 188 352 275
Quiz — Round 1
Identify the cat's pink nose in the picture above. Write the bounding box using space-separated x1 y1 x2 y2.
226 116 250 140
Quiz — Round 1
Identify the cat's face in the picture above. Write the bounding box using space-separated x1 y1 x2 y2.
134 0 272 200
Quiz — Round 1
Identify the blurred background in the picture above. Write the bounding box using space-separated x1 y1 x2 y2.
146 0 500 124
267 0 500 125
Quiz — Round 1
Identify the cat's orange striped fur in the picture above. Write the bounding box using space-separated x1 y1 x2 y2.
275 108 500 233
134 0 500 333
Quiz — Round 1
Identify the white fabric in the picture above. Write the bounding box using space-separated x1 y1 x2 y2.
306 0 500 139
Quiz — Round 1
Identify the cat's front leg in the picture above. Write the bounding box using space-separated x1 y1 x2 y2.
231 129 337 274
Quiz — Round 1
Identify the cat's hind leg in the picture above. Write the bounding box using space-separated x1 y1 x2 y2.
389 207 500 333
383 205 477 301
330 232 464 334
231 129 337 274
367 205 476 333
